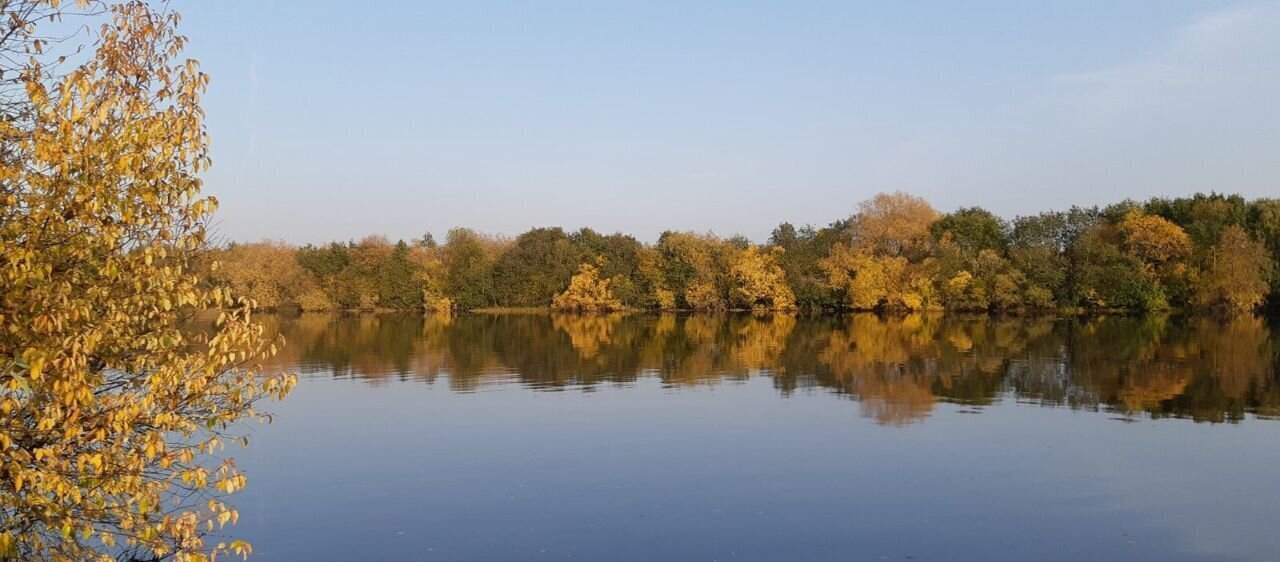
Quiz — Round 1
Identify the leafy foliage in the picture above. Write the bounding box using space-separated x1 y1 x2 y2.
929 207 1008 254
0 2 294 560
551 262 624 312
850 192 939 259
209 242 313 309
492 228 580 306
208 192 1278 315
729 246 795 310
1193 226 1271 314
769 221 846 309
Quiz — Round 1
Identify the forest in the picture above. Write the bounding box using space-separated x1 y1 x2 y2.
207 191 1280 315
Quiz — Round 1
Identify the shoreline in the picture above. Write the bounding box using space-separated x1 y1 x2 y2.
252 305 1278 319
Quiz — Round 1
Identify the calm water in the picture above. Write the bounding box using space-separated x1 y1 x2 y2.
230 312 1280 561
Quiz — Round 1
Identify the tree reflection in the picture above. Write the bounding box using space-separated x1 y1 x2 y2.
255 312 1280 425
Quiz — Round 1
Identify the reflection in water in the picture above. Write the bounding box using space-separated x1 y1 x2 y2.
256 312 1280 426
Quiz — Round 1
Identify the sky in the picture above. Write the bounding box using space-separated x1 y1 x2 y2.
175 1 1280 245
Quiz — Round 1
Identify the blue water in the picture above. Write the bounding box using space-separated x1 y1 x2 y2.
227 313 1280 561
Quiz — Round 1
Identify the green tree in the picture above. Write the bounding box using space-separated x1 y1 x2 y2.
1146 193 1250 250
656 231 732 309
377 241 425 309
296 242 351 280
1246 199 1280 303
443 228 504 310
1008 208 1101 305
769 221 847 309
929 207 1008 254
570 228 648 307
492 227 580 306
1072 225 1164 310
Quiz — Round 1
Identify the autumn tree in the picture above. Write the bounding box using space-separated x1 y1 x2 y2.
1193 226 1272 314
1248 198 1280 260
407 242 452 311
342 236 396 309
293 239 383 310
209 241 313 309
1071 224 1164 310
1118 210 1193 305
1007 207 1118 308
849 192 939 259
0 2 293 560
552 262 624 312
943 249 1049 311
728 246 795 310
819 193 940 310
931 210 1052 311
569 228 649 307
820 244 933 310
1145 193 1251 250
635 246 676 309
1120 211 1192 267
656 231 731 310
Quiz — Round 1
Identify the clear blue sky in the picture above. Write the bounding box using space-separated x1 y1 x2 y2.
176 1 1280 245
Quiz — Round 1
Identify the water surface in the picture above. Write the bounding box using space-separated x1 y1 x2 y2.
231 313 1280 561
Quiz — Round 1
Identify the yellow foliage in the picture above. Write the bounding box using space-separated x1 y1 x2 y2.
552 263 624 312
412 244 452 312
729 246 796 310
424 292 454 312
1193 226 1271 314
819 244 931 310
294 288 335 309
553 313 625 359
635 246 676 309
731 313 797 369
655 231 732 309
211 241 312 309
1120 210 1192 267
817 316 940 426
0 3 293 560
653 288 677 310
943 271 987 310
684 280 726 310
850 192 939 257
296 287 337 312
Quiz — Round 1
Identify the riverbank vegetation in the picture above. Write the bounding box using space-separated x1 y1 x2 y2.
211 192 1280 315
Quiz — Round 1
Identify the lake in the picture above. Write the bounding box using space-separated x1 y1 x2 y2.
230 312 1280 561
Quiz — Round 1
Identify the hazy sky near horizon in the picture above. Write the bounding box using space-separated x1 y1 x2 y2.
177 1 1280 244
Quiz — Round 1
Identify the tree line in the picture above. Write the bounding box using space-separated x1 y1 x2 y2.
208 191 1280 315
